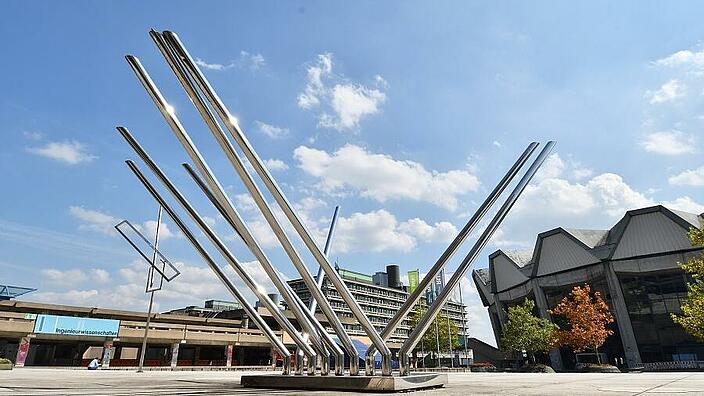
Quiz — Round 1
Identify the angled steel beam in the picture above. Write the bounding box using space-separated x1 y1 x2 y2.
123 55 327 373
364 142 539 367
121 158 292 374
161 30 394 376
150 28 354 376
298 205 340 373
116 126 317 366
398 141 556 375
183 163 342 376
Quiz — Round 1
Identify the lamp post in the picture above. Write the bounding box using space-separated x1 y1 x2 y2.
137 206 162 373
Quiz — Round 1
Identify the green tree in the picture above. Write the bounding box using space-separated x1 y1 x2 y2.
672 227 704 341
501 299 559 363
410 304 461 359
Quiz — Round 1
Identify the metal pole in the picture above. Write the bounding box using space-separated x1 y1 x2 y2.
459 280 468 367
365 142 539 365
121 160 292 374
399 141 555 375
116 127 317 362
298 206 341 374
161 30 393 376
123 55 326 371
447 305 453 368
137 206 162 373
435 317 440 368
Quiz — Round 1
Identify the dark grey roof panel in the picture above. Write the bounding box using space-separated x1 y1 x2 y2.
564 228 609 248
668 208 703 229
613 211 695 259
492 253 529 292
534 232 600 276
504 250 533 267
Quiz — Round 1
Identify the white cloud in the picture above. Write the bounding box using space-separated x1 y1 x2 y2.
90 268 110 284
334 210 416 253
572 167 594 180
254 121 289 139
297 53 387 130
69 206 119 235
640 130 696 155
30 259 280 313
293 144 480 211
398 218 458 244
264 158 289 171
195 51 265 72
669 166 704 186
662 196 704 214
27 140 97 165
492 140 502 148
654 49 704 68
69 206 180 239
647 79 684 104
195 58 233 71
40 268 88 286
240 51 266 70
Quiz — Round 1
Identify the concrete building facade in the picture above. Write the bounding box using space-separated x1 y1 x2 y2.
472 205 704 371
287 267 467 346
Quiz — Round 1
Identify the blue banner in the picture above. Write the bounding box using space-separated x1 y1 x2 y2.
34 314 120 337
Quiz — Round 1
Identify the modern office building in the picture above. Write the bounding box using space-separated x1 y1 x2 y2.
473 205 704 371
287 266 468 346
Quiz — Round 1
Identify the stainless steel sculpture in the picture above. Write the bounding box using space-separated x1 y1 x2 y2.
145 29 357 376
398 141 556 375
364 142 539 367
116 126 318 366
116 28 555 390
160 30 394 376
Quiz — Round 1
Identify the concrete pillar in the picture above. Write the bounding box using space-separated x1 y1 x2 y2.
604 263 642 368
226 345 233 367
487 305 503 348
531 280 564 370
14 336 31 367
170 343 180 369
101 341 114 368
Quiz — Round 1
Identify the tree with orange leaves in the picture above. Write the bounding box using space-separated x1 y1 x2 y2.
548 284 614 365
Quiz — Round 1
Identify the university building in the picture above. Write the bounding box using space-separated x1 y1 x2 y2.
287 265 468 347
472 205 704 371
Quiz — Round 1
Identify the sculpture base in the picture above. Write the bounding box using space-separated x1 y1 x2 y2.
241 372 447 392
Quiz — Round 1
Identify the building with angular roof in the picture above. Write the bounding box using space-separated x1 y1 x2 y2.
473 205 704 371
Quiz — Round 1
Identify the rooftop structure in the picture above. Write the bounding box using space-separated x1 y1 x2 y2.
0 285 36 301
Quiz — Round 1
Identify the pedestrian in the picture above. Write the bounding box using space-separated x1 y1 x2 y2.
88 357 100 370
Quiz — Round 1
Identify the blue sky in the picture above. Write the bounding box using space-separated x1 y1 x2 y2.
1 1 704 345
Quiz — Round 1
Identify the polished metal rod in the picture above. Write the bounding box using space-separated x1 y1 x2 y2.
162 30 393 376
123 54 326 370
183 163 342 376
364 142 539 366
398 141 556 375
122 159 293 375
298 205 340 373
116 126 317 363
149 29 351 375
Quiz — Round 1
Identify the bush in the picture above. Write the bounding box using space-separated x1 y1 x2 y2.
0 358 12 365
576 363 620 373
519 363 555 373
469 362 496 372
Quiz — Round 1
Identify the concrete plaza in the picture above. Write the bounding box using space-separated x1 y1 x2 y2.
1 369 703 395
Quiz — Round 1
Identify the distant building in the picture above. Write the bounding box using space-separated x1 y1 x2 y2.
167 299 243 318
287 266 467 345
473 205 704 371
